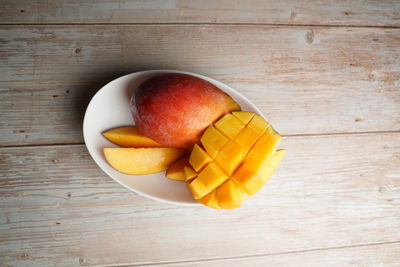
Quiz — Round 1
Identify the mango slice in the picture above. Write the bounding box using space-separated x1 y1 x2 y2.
165 155 189 181
232 150 285 195
187 178 209 199
232 111 255 124
199 190 220 209
258 149 286 183
103 126 163 147
189 144 213 172
200 126 228 158
244 127 281 170
195 162 228 197
234 127 263 154
214 113 245 139
247 115 270 134
231 163 264 196
215 141 245 175
217 179 244 209
184 165 197 182
187 111 285 209
104 147 186 175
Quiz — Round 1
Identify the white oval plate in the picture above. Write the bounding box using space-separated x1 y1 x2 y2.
83 70 264 206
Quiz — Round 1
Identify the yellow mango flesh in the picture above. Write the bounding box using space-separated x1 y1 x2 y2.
214 113 245 139
194 162 228 198
200 126 228 158
258 149 286 183
187 111 285 209
165 155 189 181
244 127 281 170
104 147 186 175
103 126 163 147
217 179 244 209
215 141 245 175
232 111 255 124
247 115 270 134
231 163 264 196
184 165 197 182
199 190 220 209
189 144 212 172
187 178 209 199
234 127 263 154
232 150 285 195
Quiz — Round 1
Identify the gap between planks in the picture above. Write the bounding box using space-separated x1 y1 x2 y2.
1 130 399 149
86 240 400 267
1 122 399 265
1 25 399 146
0 22 400 29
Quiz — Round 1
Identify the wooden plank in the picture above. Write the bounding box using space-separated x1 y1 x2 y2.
1 25 399 146
0 0 399 26
152 242 400 267
0 133 399 266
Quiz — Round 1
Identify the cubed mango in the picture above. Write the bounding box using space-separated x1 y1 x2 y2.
188 178 209 200
247 114 270 135
217 179 244 209
232 111 255 124
244 127 281 170
214 113 245 139
234 127 264 154
184 165 197 182
199 190 220 209
200 125 228 158
215 141 245 175
186 111 285 209
197 162 229 193
258 149 286 183
231 163 264 195
189 144 213 172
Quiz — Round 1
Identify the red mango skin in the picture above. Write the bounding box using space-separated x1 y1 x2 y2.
131 74 240 148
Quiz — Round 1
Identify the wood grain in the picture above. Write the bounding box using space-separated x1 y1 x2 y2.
1 133 399 266
1 1 399 266
1 25 399 146
152 242 400 267
0 0 399 26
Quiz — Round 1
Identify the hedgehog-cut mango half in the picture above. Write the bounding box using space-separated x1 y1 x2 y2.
187 111 285 209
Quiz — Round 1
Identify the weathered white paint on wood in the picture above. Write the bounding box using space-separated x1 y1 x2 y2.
0 0 399 26
1 133 399 266
153 242 400 267
1 25 399 146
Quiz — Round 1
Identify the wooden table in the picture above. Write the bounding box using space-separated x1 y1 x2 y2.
1 1 399 266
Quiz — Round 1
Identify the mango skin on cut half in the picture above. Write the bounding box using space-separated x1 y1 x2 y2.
187 111 285 209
